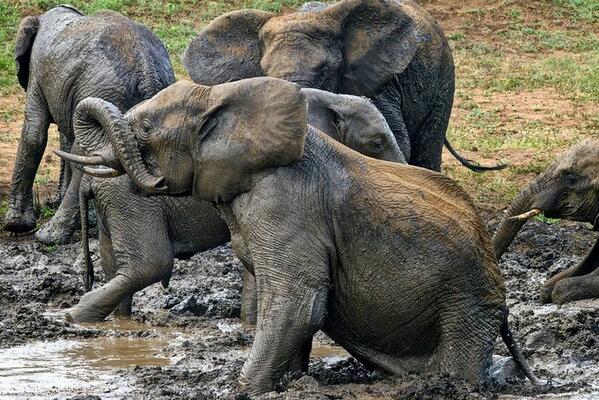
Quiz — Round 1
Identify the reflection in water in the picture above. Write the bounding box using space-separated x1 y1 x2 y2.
0 336 171 399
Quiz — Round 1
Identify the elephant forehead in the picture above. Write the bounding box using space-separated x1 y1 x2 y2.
262 13 339 36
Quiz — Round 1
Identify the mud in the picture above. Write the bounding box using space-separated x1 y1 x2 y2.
0 216 598 399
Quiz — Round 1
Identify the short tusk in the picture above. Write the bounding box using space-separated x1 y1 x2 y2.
508 208 542 221
83 166 123 178
54 149 105 166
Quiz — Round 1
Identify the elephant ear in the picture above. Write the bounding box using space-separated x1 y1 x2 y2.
208 77 307 169
15 16 39 91
182 10 272 85
325 0 421 96
189 77 306 202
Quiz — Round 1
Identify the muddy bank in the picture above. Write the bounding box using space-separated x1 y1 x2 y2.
0 217 598 399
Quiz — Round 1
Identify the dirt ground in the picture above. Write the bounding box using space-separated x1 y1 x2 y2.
1 0 598 398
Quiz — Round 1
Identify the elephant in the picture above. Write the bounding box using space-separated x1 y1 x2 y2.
493 139 599 305
60 77 537 395
3 5 174 244
181 0 504 172
304 88 406 163
61 87 405 323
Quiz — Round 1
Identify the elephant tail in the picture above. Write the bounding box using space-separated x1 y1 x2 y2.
500 308 540 385
79 176 94 292
444 139 507 172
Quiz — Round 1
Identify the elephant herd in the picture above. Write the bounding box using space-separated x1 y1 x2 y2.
4 0 599 396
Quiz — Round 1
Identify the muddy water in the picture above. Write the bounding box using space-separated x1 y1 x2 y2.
0 316 179 399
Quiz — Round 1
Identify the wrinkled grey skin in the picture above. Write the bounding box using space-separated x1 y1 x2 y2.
304 88 406 163
63 78 537 395
182 0 503 172
65 174 230 323
4 5 174 244
66 87 404 323
493 139 599 304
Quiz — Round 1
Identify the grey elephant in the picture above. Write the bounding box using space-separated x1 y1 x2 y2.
305 88 405 163
3 5 174 244
182 0 504 172
493 139 599 304
60 88 405 323
61 77 537 395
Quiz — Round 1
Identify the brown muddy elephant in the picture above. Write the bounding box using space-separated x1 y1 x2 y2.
60 77 537 395
494 139 599 304
182 0 504 172
61 88 404 323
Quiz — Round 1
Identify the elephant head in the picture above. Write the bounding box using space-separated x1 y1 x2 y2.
57 77 307 204
303 88 406 163
493 139 599 258
182 0 421 96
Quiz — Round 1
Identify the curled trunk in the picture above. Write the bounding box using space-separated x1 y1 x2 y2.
73 98 165 192
492 178 542 259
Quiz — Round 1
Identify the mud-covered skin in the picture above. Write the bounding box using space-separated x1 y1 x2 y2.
183 0 454 171
304 88 406 163
65 175 230 323
65 78 511 395
4 6 174 243
493 139 599 304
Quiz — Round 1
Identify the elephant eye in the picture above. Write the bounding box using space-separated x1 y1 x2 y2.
370 138 384 152
565 172 579 187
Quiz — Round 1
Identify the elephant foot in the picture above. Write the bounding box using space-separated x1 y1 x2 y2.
539 282 555 304
3 206 36 233
550 275 599 304
65 305 107 323
35 219 75 245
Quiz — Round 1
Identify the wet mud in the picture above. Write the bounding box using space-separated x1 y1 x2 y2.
1 215 598 399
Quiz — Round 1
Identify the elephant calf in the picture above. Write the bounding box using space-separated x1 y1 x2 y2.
494 139 599 304
4 5 174 245
63 89 404 322
62 77 537 395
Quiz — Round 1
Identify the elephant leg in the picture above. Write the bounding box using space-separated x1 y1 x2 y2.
35 161 83 244
409 102 449 172
551 266 599 304
541 238 599 303
240 267 257 326
57 133 74 201
4 87 51 233
238 280 327 395
97 228 133 318
435 305 500 383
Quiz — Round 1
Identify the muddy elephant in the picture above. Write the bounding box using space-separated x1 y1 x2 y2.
493 139 599 304
182 0 503 172
61 77 537 394
60 88 404 323
3 5 174 244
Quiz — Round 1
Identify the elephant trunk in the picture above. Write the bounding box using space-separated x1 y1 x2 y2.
492 177 544 259
73 98 166 193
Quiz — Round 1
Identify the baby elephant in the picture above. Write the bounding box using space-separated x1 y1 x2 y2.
62 89 404 322
494 139 599 304
62 78 536 395
5 6 174 244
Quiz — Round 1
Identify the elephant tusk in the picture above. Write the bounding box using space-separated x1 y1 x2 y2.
83 166 123 178
54 149 106 166
508 208 542 221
